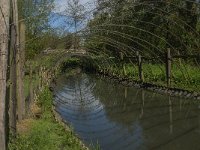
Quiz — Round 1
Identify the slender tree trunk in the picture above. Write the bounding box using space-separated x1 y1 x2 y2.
13 0 25 121
19 21 26 117
8 23 17 136
74 19 77 50
0 0 10 149
29 64 33 105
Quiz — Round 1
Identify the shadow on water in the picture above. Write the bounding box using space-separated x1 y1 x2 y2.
53 73 200 150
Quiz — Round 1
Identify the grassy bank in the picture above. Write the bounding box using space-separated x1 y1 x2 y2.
8 87 85 150
96 60 200 92
8 51 86 150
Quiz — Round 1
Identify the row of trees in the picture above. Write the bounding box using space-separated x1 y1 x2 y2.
85 0 200 60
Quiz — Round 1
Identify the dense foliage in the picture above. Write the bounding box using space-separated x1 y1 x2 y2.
17 0 74 59
85 0 200 59
82 0 200 90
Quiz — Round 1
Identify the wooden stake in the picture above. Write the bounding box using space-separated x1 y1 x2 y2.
9 23 17 137
137 51 144 82
29 64 33 107
0 0 10 149
120 52 127 76
166 48 171 87
19 21 26 117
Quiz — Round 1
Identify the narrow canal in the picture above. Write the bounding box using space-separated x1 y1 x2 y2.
53 72 200 150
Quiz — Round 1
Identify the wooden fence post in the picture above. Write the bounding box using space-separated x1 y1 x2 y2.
29 64 33 106
9 24 17 136
19 21 26 117
120 52 127 76
39 67 42 90
166 48 171 87
0 0 10 149
136 51 144 82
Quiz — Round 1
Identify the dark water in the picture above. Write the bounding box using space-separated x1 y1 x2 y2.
53 73 200 150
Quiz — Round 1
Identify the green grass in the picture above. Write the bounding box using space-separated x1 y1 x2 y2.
24 74 40 98
101 62 200 92
8 87 85 150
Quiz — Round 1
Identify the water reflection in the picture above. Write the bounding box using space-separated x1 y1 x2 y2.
54 73 200 150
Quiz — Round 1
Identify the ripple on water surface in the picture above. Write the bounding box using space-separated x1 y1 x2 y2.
54 73 200 150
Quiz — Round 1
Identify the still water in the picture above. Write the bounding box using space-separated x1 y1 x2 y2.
53 73 200 150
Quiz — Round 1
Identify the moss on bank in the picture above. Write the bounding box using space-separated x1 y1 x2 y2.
8 87 85 150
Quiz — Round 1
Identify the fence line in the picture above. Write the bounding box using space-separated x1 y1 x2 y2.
120 49 200 87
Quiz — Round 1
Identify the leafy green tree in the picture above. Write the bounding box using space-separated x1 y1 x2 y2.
64 0 86 49
18 0 55 59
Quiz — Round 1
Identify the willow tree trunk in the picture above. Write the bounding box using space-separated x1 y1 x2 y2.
0 0 10 149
